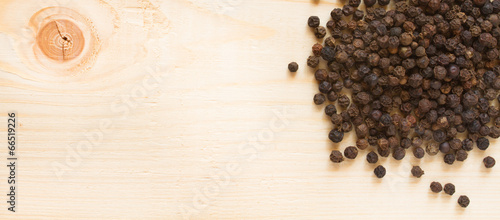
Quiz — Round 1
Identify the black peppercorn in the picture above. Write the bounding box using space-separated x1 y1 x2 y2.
344 146 359 159
330 150 344 163
313 93 326 105
430 181 443 193
444 153 456 165
477 137 490 150
329 129 344 143
288 62 298 72
364 0 376 7
458 195 470 208
308 16 320 28
393 147 406 160
374 165 386 178
413 147 425 159
456 150 468 162
367 151 379 163
484 156 496 168
411 166 425 178
444 183 456 195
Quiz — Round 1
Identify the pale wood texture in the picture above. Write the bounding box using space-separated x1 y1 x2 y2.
0 0 499 219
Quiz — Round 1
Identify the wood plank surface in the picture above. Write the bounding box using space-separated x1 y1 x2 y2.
0 0 499 219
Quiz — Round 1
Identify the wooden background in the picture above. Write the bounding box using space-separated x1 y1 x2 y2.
0 0 499 219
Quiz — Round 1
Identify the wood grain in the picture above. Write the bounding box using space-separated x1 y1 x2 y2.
0 0 499 219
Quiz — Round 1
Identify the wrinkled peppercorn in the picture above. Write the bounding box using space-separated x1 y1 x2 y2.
308 16 320 28
330 150 344 163
344 146 359 159
444 153 456 165
413 147 425 159
411 166 425 178
430 181 443 193
367 151 379 163
393 148 406 160
477 137 490 150
458 195 470 208
484 156 496 168
313 93 326 105
444 183 456 195
329 129 344 143
374 165 386 178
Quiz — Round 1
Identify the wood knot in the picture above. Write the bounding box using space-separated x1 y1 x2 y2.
36 19 84 62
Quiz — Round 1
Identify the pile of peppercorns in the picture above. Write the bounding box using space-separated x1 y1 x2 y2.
288 0 500 209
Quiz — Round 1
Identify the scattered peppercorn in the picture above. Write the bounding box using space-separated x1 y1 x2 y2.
444 153 456 165
413 147 425 159
313 93 326 105
374 165 386 178
444 183 456 196
330 150 344 163
458 195 470 208
367 151 379 163
308 16 320 28
484 156 496 168
430 182 443 193
288 62 298 72
411 166 425 178
344 146 358 159
477 137 490 150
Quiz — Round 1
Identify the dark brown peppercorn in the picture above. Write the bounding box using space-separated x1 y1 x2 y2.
456 150 468 162
364 0 376 7
344 146 359 159
312 43 323 57
307 56 320 68
458 195 470 208
411 166 425 178
330 150 344 163
374 165 386 178
313 93 325 105
444 153 456 165
413 147 425 159
484 156 496 168
288 62 298 72
329 129 344 143
325 105 337 116
356 139 370 150
367 151 379 163
477 137 490 150
338 94 351 108
430 181 443 193
444 183 456 195
314 26 327 39
308 16 320 28
393 147 406 160
348 0 361 7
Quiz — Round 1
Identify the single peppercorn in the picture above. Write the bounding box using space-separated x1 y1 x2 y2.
430 181 443 193
458 195 470 208
329 129 344 143
364 0 376 7
444 153 456 165
344 146 359 159
308 16 320 28
411 166 425 178
444 183 456 195
393 148 406 160
288 62 298 72
367 151 379 163
330 150 344 163
477 137 490 150
313 93 326 105
378 0 390 6
325 105 337 116
413 147 425 159
356 139 370 150
374 165 386 178
456 150 468 162
484 156 496 168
